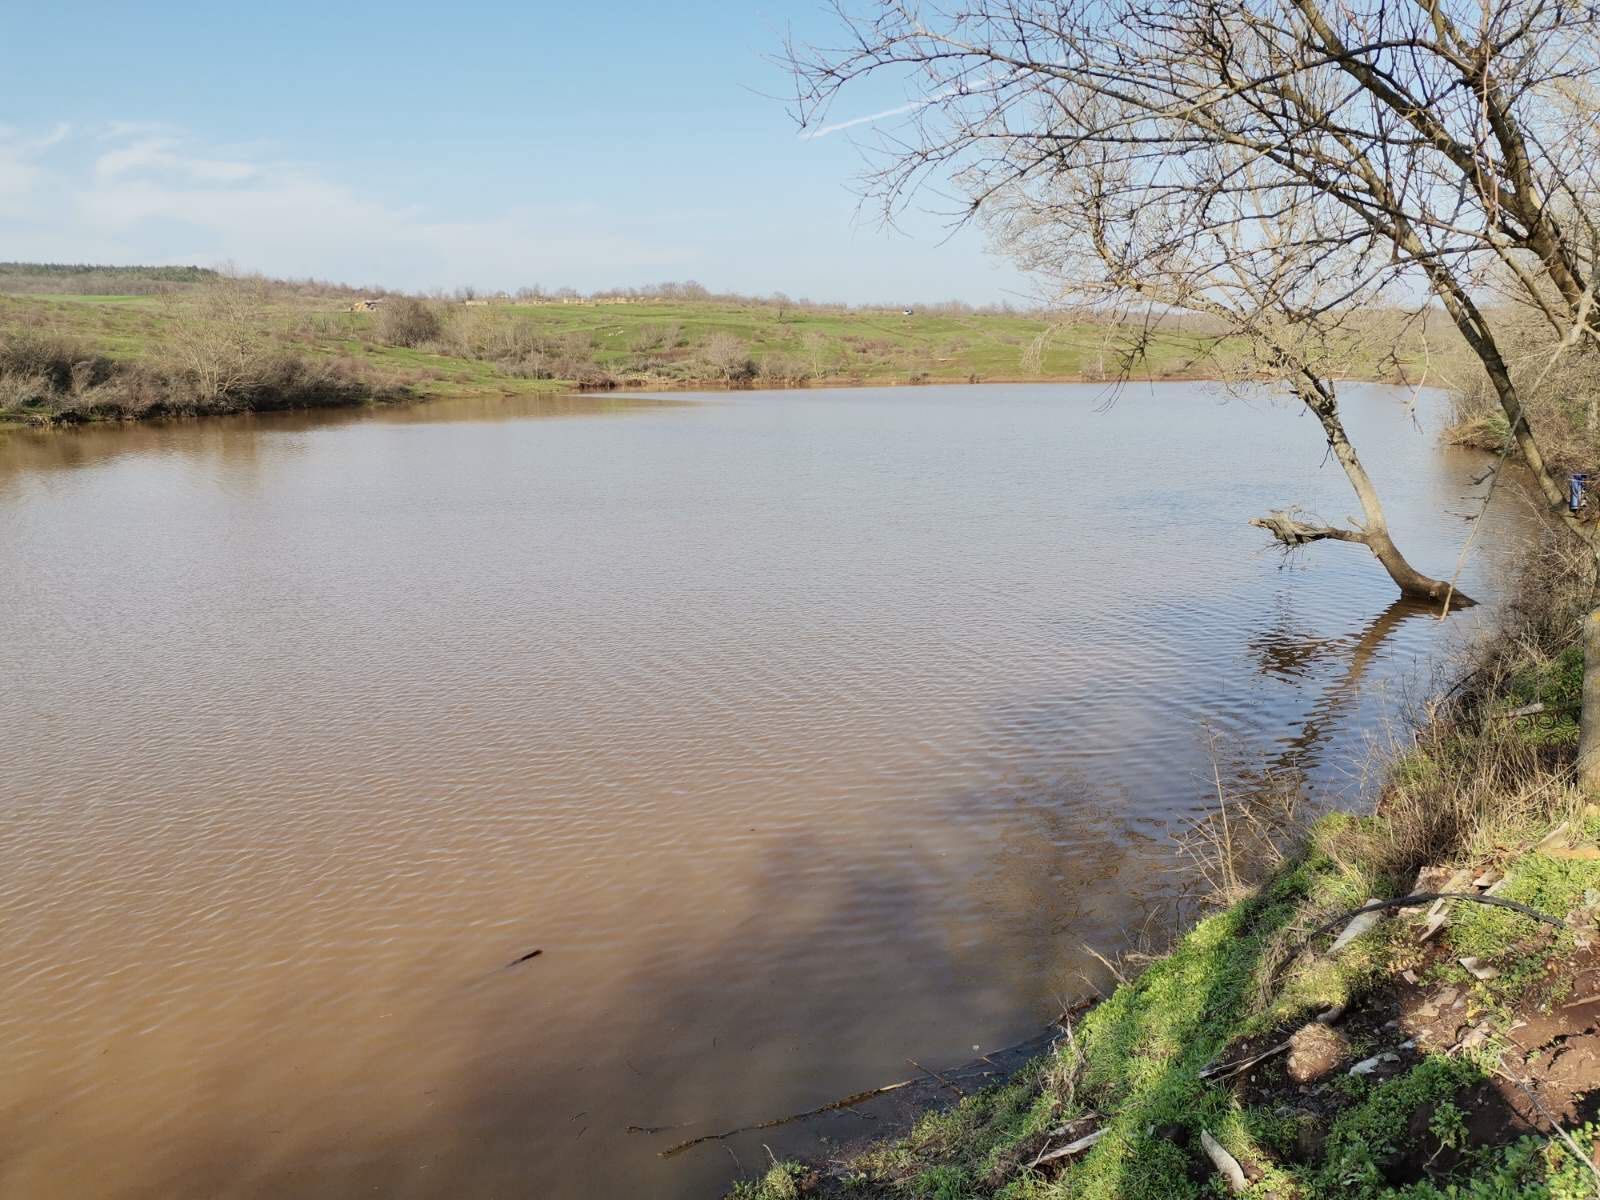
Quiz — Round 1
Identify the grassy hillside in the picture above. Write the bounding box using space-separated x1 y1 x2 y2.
0 268 1434 427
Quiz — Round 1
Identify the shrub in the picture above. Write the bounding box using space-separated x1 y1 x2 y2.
376 297 444 348
702 332 758 383
759 353 811 386
0 329 113 391
572 365 617 390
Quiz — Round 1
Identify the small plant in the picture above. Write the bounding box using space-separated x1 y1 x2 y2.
1428 1099 1468 1152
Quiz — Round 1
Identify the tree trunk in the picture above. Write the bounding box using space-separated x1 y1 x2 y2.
1582 604 1600 796
1292 378 1468 606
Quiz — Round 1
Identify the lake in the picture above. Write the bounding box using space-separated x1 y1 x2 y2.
0 383 1532 1198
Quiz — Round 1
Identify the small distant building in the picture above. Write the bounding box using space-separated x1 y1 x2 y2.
347 298 385 312
901 307 914 317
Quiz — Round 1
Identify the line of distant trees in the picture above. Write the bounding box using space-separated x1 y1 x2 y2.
425 279 1040 316
0 261 1044 315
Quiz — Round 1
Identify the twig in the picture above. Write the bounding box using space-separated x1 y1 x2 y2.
1083 943 1128 986
1199 1040 1291 1081
655 1081 915 1157
649 1024 1061 1158
908 1057 964 1098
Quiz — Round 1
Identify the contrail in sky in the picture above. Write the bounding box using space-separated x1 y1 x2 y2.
799 99 933 140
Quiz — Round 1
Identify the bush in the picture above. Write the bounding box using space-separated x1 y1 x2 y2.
572 365 617 390
759 353 811 386
376 297 444 348
0 329 114 391
702 332 758 383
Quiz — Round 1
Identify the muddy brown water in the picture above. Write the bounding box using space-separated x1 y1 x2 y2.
0 384 1534 1198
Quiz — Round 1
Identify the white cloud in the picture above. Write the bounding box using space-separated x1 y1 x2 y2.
0 121 1027 301
0 125 64 217
95 137 260 183
0 122 698 290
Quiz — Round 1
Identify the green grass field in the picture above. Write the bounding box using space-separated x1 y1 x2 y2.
0 268 1435 426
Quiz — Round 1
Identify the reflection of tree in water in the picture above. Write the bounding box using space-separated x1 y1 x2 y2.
1199 600 1447 897
1251 599 1440 784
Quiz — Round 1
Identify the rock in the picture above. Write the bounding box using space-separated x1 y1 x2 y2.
1534 822 1571 853
1200 1129 1249 1194
1287 1023 1349 1083
1329 898 1386 953
1292 1117 1329 1165
1350 1040 1414 1076
1350 1051 1400 1076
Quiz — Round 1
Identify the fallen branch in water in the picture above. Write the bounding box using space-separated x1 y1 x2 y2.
654 1080 916 1157
1250 509 1368 547
908 1057 964 1098
648 1027 1060 1158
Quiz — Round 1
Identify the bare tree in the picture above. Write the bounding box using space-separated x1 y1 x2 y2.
703 331 756 383
788 0 1600 785
802 329 834 379
164 282 270 408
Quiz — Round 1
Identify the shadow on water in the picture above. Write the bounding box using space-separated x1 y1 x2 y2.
0 594 1481 1200
64 829 1118 1200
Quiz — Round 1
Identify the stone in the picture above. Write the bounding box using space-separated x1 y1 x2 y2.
1287 1022 1349 1084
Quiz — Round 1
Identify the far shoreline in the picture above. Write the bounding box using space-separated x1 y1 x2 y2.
0 366 1437 435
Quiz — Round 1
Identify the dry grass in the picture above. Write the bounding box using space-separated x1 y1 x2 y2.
0 326 410 425
1440 305 1600 475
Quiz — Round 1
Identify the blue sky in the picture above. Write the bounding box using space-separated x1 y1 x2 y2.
0 2 1029 303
